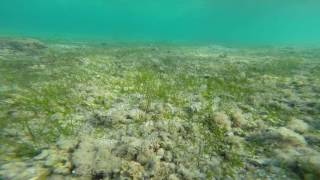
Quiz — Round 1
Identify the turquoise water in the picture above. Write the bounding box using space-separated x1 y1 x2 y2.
1 0 320 45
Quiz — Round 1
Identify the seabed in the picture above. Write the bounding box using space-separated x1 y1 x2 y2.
0 38 320 179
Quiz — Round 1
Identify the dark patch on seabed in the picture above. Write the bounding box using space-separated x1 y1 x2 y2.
0 38 320 180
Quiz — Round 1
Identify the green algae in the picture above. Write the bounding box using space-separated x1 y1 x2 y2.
1 38 320 179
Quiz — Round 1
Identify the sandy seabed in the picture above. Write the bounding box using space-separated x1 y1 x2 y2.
0 38 319 180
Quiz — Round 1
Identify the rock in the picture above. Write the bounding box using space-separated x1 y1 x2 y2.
203 156 221 174
304 133 320 145
231 110 248 128
232 127 246 137
168 174 180 180
71 136 127 178
93 147 122 176
226 135 245 151
29 168 50 180
156 148 165 159
287 118 309 133
44 150 69 167
273 148 301 166
48 174 81 180
163 151 173 162
121 161 144 179
218 53 228 58
5 165 50 180
41 149 72 175
34 150 49 160
53 161 72 175
239 72 246 79
71 138 96 176
255 119 268 130
188 102 202 113
127 109 146 121
153 162 176 178
276 127 306 146
50 113 64 122
252 127 306 147
0 38 46 52
89 111 113 127
248 158 269 167
298 155 320 177
0 162 28 179
177 165 194 180
212 112 231 131
271 146 320 178
109 108 128 124
57 136 79 152
203 74 211 79
136 150 154 165
115 137 144 161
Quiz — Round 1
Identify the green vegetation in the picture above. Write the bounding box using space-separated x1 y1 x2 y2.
1 38 320 179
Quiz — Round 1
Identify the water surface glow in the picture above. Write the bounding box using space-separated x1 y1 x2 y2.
1 0 320 44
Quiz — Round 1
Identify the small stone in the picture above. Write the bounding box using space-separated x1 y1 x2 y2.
218 53 227 58
168 174 180 180
34 150 49 160
277 127 306 146
71 137 96 176
57 137 79 152
189 102 202 113
0 162 28 179
53 161 72 175
50 113 63 122
287 118 309 133
212 112 231 131
156 148 165 159
254 127 307 147
47 174 65 180
136 150 153 165
226 135 245 150
127 109 146 121
304 133 320 145
122 161 144 179
30 168 50 180
298 154 320 176
163 151 173 162
255 119 268 130
208 157 221 168
231 110 247 128
177 165 193 180
274 148 300 166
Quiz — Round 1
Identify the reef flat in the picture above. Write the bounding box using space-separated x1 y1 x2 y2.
0 38 320 179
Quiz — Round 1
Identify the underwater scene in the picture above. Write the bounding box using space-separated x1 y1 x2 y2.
1 1 320 180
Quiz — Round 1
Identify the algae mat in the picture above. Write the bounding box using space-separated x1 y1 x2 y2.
0 38 320 179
